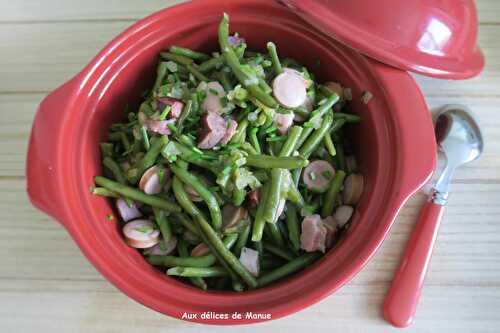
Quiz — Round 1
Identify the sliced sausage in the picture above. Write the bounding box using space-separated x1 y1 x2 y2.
273 70 307 108
145 236 178 256
222 204 248 229
247 189 260 208
273 112 295 135
342 174 364 205
145 118 176 136
191 242 211 257
300 214 327 253
334 205 354 228
156 97 184 119
219 118 238 145
115 198 142 222
302 160 336 193
283 67 312 89
322 216 338 249
123 219 160 249
198 112 227 149
324 81 344 100
239 247 260 277
139 165 163 195
201 81 226 114
184 183 203 202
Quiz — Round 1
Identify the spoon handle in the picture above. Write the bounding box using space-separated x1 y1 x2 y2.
383 201 444 327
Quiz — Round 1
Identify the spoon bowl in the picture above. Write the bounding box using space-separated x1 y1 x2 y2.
435 107 484 166
433 106 484 203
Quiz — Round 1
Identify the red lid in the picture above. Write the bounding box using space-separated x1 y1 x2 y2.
280 0 484 79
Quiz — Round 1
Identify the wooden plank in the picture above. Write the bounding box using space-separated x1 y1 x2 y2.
1 178 499 332
0 22 498 94
0 0 497 24
0 0 183 22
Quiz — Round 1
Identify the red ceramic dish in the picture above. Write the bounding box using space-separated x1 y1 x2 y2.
26 0 436 324
282 0 484 79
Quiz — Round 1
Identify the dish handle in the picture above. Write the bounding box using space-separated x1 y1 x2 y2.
375 63 437 202
26 78 79 224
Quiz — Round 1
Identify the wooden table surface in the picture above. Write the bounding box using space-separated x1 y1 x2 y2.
1 1 499 332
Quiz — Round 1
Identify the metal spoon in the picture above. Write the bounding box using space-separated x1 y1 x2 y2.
383 104 484 327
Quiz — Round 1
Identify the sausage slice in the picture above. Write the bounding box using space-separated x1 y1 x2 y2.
302 160 336 193
198 112 227 149
115 198 142 222
123 219 160 249
273 70 307 108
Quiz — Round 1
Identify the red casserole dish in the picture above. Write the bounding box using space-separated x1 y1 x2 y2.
26 0 436 324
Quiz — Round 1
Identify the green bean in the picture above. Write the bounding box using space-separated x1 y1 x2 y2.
257 252 321 287
167 266 228 278
263 242 295 261
153 62 169 91
333 112 361 123
279 126 303 157
139 126 150 151
321 170 346 217
258 77 273 94
199 57 224 73
253 170 268 183
186 64 209 82
330 118 347 133
295 94 339 149
173 213 199 235
177 239 207 290
263 169 285 223
89 186 119 198
102 157 127 184
295 127 313 151
251 183 270 242
249 127 261 154
176 100 193 134
172 177 257 287
264 222 286 247
230 118 248 144
169 46 209 61
100 142 114 158
253 241 264 259
261 256 286 270
284 172 304 207
266 42 283 75
299 112 333 158
163 142 216 171
130 135 169 183
146 254 216 267
245 155 308 169
336 141 347 171
233 223 251 257
160 52 194 66
232 187 246 206
94 176 181 213
153 207 172 242
170 164 222 231
218 13 277 108
323 132 336 156
217 70 234 91
285 204 301 251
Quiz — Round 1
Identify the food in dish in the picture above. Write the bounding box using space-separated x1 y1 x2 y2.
92 13 364 291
